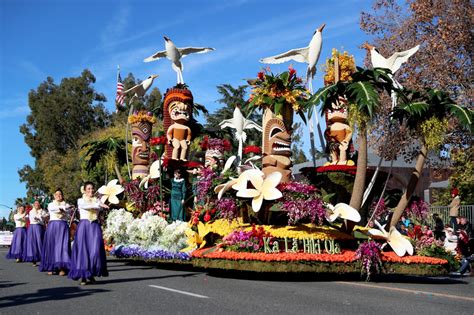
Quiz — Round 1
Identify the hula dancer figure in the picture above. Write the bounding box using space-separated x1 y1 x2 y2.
40 189 71 276
6 205 28 262
170 169 186 221
25 200 48 266
69 182 109 285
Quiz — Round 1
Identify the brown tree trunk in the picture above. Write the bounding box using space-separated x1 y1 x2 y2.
389 144 427 228
345 129 367 232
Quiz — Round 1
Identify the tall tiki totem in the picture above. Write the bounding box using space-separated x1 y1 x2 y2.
163 87 194 161
129 112 155 179
262 106 293 183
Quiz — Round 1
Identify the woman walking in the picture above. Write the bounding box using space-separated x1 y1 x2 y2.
6 205 28 262
40 189 71 276
69 181 109 285
25 200 48 266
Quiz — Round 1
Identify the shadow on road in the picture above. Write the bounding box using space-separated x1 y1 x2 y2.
0 280 27 289
108 267 155 273
0 286 110 308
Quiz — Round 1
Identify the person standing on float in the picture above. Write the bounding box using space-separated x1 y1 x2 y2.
170 169 186 222
69 181 109 285
25 200 48 266
6 205 28 262
40 188 71 276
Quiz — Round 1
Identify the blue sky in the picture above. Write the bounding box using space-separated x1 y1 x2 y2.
0 0 374 218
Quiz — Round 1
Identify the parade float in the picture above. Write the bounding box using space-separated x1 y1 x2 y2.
94 28 473 280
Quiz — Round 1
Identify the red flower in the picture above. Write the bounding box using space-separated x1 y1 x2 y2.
243 145 261 155
200 136 210 150
223 139 232 152
150 136 166 146
211 208 216 215
288 65 296 78
204 212 211 222
257 71 265 81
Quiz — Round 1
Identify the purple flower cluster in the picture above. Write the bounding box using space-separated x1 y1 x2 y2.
369 198 390 222
281 199 326 225
216 198 239 221
123 179 163 214
279 181 317 194
196 168 218 201
355 241 382 281
405 199 430 222
223 226 269 252
111 245 191 261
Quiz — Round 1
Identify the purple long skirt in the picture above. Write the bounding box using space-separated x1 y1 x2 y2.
25 224 45 262
68 220 108 280
39 220 71 272
6 227 27 260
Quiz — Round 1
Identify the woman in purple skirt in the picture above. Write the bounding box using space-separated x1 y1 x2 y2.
6 205 28 262
69 181 109 285
25 200 48 266
40 188 72 276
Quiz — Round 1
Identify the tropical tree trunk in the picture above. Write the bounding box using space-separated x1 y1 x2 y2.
389 144 427 228
344 128 367 232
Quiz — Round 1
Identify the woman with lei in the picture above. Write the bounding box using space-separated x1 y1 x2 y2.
69 181 109 285
6 205 28 262
40 188 72 276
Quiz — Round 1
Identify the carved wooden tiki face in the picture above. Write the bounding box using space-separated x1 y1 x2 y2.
262 107 292 182
131 121 153 179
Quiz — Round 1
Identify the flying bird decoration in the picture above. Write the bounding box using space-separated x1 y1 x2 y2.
219 106 262 163
122 74 159 104
325 203 361 223
144 36 215 84
368 220 414 257
362 43 420 108
260 23 325 93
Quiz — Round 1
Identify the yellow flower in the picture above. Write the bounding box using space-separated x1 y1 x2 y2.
181 222 210 252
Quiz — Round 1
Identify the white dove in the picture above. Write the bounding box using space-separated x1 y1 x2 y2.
122 74 158 104
362 43 420 108
219 106 262 163
144 36 215 84
260 23 325 93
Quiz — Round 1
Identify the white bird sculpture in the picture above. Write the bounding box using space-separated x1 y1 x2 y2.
362 43 419 108
122 74 158 103
260 23 325 93
219 106 262 163
144 36 215 84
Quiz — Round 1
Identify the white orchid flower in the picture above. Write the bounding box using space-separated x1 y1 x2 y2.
326 203 361 223
368 220 414 257
139 160 161 189
236 171 282 212
98 179 124 204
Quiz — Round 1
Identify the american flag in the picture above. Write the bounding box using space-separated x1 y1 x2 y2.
115 71 125 108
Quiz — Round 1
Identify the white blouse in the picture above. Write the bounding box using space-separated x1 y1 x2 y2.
77 197 101 222
29 208 48 225
14 213 27 228
47 201 71 221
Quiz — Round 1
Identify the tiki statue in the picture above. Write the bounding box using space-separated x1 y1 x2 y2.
129 112 156 179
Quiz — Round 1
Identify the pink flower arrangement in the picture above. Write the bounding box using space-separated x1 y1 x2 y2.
405 199 430 222
355 240 382 281
200 136 232 152
222 225 272 252
216 198 239 221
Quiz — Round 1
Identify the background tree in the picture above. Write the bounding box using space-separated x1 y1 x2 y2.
19 70 110 198
291 122 308 164
360 0 473 155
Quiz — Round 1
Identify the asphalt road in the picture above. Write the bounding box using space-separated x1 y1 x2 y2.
0 247 473 314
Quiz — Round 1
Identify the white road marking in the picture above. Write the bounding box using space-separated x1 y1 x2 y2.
149 285 209 299
335 281 474 302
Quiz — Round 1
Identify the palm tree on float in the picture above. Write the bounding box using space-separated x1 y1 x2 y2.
81 137 127 183
388 88 472 228
310 67 394 230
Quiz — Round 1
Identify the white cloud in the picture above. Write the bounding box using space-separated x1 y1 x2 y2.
0 105 29 119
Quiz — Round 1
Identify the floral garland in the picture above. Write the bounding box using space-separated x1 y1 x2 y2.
200 136 232 152
323 48 356 86
111 244 191 261
243 145 262 155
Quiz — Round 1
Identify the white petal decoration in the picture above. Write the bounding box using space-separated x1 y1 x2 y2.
326 203 361 223
234 171 282 213
139 161 161 189
368 221 414 257
221 155 237 174
232 169 263 191
214 179 237 200
98 179 124 204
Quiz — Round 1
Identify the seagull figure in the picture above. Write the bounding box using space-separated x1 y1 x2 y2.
260 23 325 93
220 106 262 163
144 36 215 84
362 43 419 108
122 74 158 103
